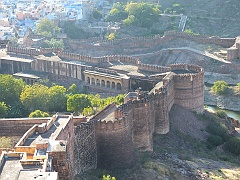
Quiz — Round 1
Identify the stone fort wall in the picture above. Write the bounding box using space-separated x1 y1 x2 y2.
66 31 235 56
70 64 204 173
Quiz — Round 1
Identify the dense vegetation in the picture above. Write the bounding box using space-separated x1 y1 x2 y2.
0 74 124 118
211 80 229 95
106 2 161 28
36 18 60 38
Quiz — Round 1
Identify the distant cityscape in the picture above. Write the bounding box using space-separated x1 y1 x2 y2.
0 0 111 40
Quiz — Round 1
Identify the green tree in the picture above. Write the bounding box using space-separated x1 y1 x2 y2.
63 21 89 39
102 174 116 180
67 94 92 113
82 106 94 116
93 8 102 19
36 18 60 38
237 83 240 92
0 74 25 105
20 83 49 112
67 84 80 94
9 37 19 47
224 137 240 155
0 102 8 118
106 3 128 22
44 38 64 49
124 2 161 28
47 85 67 112
106 32 116 40
29 110 50 117
211 80 229 95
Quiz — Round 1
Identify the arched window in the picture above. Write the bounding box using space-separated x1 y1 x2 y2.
112 82 115 89
117 83 122 90
106 81 110 88
101 80 105 87
87 77 90 84
91 78 95 85
96 79 100 86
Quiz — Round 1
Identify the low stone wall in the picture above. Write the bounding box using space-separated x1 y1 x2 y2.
0 118 50 136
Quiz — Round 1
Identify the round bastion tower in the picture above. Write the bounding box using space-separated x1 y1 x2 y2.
171 64 204 113
95 109 134 169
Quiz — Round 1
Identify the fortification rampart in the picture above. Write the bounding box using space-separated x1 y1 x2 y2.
73 121 97 175
138 63 171 73
227 38 240 60
164 31 236 48
171 64 204 113
0 118 50 136
94 111 134 169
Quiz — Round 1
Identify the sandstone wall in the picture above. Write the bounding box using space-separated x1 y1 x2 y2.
73 121 97 175
54 116 75 180
95 116 134 169
0 118 49 136
138 63 171 73
171 64 204 113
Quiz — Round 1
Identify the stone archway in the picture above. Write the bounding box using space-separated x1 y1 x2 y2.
91 78 95 85
87 77 90 84
117 83 122 90
112 82 115 89
101 80 105 87
96 79 100 86
106 81 110 88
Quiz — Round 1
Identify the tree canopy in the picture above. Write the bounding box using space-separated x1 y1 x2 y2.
36 18 60 38
20 83 49 112
67 94 92 113
0 102 8 118
211 80 229 95
0 74 25 105
63 21 89 39
29 110 50 118
44 38 64 48
106 2 161 28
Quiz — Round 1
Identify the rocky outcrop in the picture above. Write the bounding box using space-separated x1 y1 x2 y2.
204 88 240 111
205 72 240 85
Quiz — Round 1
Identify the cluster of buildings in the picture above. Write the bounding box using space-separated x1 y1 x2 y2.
0 0 97 40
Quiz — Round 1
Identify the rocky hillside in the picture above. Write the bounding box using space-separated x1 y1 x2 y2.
159 0 240 37
77 105 240 180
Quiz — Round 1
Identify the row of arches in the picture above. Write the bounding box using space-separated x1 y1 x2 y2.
86 77 122 90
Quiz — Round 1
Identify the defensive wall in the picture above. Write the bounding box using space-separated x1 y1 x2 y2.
66 31 235 56
0 117 52 136
227 37 240 60
68 64 204 175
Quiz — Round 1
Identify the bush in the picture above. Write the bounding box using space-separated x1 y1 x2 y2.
29 110 50 118
216 110 227 119
102 174 116 180
224 137 240 155
0 136 14 148
206 121 229 141
207 135 224 147
211 80 228 95
0 101 8 118
237 83 240 91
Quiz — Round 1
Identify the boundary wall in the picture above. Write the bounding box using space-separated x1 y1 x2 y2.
67 30 235 49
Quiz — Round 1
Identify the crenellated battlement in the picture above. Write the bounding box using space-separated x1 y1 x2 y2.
95 117 130 131
138 63 171 73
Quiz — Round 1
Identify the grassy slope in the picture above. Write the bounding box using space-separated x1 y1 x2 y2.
159 0 240 37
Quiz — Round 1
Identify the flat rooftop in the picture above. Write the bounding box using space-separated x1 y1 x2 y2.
23 116 70 146
1 56 34 63
0 157 43 180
